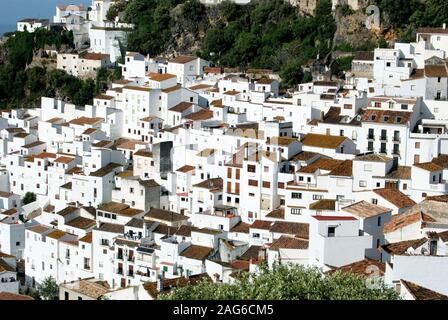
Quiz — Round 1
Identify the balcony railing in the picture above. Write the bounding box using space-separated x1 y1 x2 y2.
117 269 123 275
380 135 388 141
367 134 374 140
380 149 388 154
392 149 400 155
393 136 400 142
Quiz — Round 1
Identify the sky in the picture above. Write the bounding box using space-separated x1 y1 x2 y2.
0 0 90 30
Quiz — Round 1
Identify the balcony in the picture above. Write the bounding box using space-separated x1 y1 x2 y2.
392 149 400 156
117 254 123 260
392 136 401 143
128 271 134 277
128 257 135 263
379 135 388 142
379 149 388 154
367 134 374 140
117 269 123 275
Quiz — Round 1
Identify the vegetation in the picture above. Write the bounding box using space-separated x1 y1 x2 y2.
159 263 400 300
22 192 37 205
0 29 98 108
38 276 59 300
123 0 336 87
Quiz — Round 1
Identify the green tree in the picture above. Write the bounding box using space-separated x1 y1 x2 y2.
159 264 399 300
280 60 304 88
23 192 36 205
38 276 59 300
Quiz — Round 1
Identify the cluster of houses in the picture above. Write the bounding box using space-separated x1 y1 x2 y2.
3 0 448 301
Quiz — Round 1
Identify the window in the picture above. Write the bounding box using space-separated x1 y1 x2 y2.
415 142 420 149
262 181 270 188
248 180 258 187
359 180 367 187
377 216 382 226
247 165 256 173
372 198 378 205
292 192 302 199
291 208 302 215
364 164 372 172
327 226 336 237
313 194 323 200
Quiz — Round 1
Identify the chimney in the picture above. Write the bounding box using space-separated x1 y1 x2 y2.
442 23 447 30
157 272 164 293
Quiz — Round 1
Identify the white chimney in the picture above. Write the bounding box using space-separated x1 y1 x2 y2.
443 23 447 29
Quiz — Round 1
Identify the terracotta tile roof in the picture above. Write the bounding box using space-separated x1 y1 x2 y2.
301 133 346 149
47 229 67 240
148 73 177 82
342 201 391 218
65 217 96 230
134 149 153 158
145 208 187 223
418 27 448 34
193 178 223 192
183 109 213 121
401 280 448 300
354 51 374 61
269 236 309 250
313 81 338 87
0 259 15 272
265 207 285 219
424 64 448 77
153 224 178 236
90 163 122 177
298 158 343 174
0 292 33 300
289 151 319 162
329 160 353 177
94 222 124 234
176 165 195 173
355 153 392 162
95 94 114 100
56 206 78 217
169 55 197 64
81 52 109 61
270 221 309 239
361 109 412 125
0 191 13 198
230 222 251 233
414 162 443 172
124 85 151 92
189 84 213 90
162 84 182 93
256 77 275 84
210 99 223 107
69 117 103 126
61 279 109 299
250 220 273 230
373 188 416 208
116 139 141 150
92 140 112 148
326 259 385 276
98 202 129 214
196 148 216 157
381 238 427 255
175 225 194 237
239 246 262 261
309 199 336 211
82 128 97 135
180 245 213 260
384 166 411 180
384 211 435 234
143 273 210 299
224 90 240 96
22 141 45 149
432 154 448 169
79 232 92 243
169 102 193 113
266 136 298 146
54 156 74 164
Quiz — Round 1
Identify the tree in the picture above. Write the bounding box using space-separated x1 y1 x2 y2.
38 276 59 300
159 263 400 300
280 60 304 88
23 192 36 205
